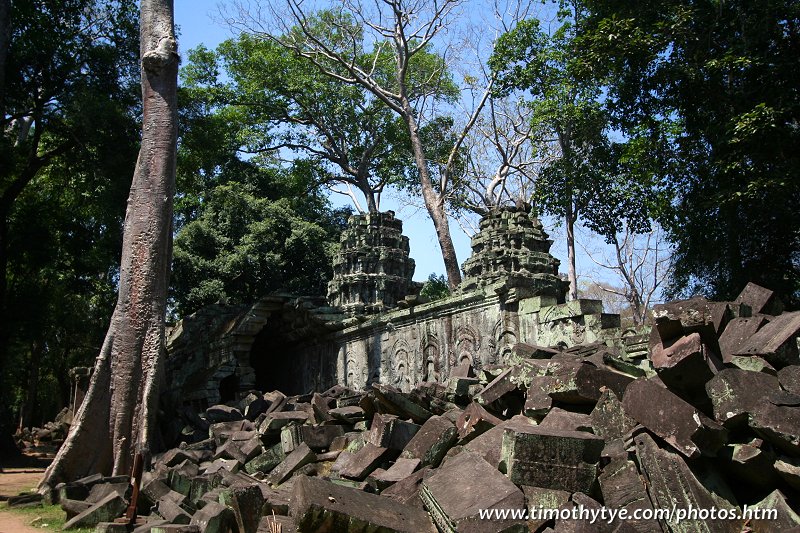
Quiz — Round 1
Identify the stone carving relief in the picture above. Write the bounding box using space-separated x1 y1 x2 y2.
390 339 414 392
421 335 442 383
539 318 586 347
454 325 481 369
491 319 517 365
345 350 368 390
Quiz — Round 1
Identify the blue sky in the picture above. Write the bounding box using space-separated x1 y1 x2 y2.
171 1 617 287
174 0 480 282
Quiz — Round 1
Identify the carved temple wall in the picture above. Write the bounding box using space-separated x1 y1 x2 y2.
164 207 623 407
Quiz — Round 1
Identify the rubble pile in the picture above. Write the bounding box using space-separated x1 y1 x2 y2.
14 407 73 453
40 283 800 532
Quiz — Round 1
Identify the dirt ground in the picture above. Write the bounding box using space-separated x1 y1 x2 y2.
0 510 45 533
0 467 45 498
0 453 51 533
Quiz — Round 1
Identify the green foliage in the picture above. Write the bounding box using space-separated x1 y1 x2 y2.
178 8 461 213
180 27 411 212
489 9 660 243
170 164 349 316
576 0 800 303
1 0 140 427
420 273 450 302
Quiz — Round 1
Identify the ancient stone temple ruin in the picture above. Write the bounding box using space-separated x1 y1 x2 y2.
326 211 419 315
164 206 628 409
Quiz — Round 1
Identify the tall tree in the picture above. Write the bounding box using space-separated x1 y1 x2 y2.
227 0 493 289
41 0 178 486
181 32 413 214
577 0 800 303
490 3 662 300
0 0 139 454
171 177 348 316
490 11 609 300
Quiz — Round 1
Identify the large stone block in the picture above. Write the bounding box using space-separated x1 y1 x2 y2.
372 384 432 424
244 442 284 475
598 457 662 533
735 311 800 368
337 442 393 480
475 367 519 405
290 475 435 532
590 389 636 442
464 416 535 468
499 424 603 494
189 501 233 533
652 297 730 347
157 498 192 524
574 361 635 402
62 492 128 530
748 489 800 531
60 498 91 519
141 478 186 509
651 332 723 401
380 467 431 507
230 484 265 533
520 486 570 532
258 411 309 435
633 433 741 533
420 450 526 533
749 390 800 456
368 457 421 490
706 368 780 426
779 365 800 395
367 413 420 451
718 316 767 362
455 402 502 443
209 420 254 443
623 378 727 458
400 415 457 467
736 282 783 315
267 442 316 486
539 407 593 433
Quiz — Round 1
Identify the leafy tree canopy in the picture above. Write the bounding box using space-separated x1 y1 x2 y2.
178 9 458 214
1 0 140 428
574 0 800 303
420 273 450 302
170 171 349 316
489 13 662 242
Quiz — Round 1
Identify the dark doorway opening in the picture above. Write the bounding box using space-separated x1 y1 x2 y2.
218 374 239 403
249 315 303 395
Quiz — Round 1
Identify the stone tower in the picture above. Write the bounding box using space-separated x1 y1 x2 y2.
327 211 417 314
460 206 569 302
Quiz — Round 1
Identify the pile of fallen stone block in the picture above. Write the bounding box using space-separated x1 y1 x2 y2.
14 406 72 453
46 283 800 532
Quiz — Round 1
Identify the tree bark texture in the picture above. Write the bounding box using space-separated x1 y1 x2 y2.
565 204 578 301
401 103 462 289
40 0 177 488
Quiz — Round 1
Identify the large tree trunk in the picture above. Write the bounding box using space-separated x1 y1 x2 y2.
565 202 578 301
401 102 462 289
40 0 177 488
